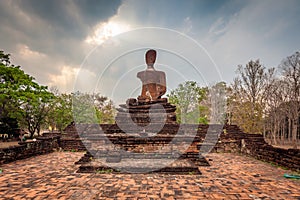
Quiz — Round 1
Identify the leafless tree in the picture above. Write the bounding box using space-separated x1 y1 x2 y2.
230 59 275 133
279 52 300 148
264 79 289 144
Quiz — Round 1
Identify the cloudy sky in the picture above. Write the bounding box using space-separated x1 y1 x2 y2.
1 0 299 104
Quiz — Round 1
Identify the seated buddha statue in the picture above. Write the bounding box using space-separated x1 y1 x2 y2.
137 49 166 101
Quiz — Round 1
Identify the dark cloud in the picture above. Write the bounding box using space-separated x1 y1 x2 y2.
0 0 122 69
13 0 117 38
17 0 121 37
0 0 121 50
0 0 122 90
113 0 244 37
74 0 121 24
18 1 78 33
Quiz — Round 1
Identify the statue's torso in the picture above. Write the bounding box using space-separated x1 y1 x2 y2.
137 70 166 100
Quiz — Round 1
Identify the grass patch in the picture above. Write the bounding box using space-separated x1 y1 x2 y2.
268 161 289 170
188 171 195 175
96 168 113 174
63 149 78 152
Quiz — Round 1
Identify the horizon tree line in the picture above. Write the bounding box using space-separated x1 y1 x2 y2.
0 49 299 147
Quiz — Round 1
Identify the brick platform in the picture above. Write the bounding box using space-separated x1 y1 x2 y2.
0 152 299 199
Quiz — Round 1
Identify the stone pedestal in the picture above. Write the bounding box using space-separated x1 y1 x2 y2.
75 123 211 174
115 98 177 126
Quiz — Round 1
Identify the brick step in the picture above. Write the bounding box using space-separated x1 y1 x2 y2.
119 103 176 109
77 158 202 174
79 135 203 144
117 107 177 113
78 165 201 174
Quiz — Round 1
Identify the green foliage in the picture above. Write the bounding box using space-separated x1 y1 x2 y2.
96 168 113 174
20 88 54 137
167 81 208 124
0 50 10 66
72 92 115 124
0 50 54 138
188 171 195 175
47 93 73 132
47 91 115 131
230 101 264 134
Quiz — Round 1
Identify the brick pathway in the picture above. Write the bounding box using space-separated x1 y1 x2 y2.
0 152 299 199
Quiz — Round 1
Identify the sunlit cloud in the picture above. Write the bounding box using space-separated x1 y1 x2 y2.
85 20 131 45
49 65 80 93
18 44 46 59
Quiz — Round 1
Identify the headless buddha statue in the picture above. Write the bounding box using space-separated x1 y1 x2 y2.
137 49 166 101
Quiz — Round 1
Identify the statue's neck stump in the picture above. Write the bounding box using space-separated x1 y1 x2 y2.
147 65 155 71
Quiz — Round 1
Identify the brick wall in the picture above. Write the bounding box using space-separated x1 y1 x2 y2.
240 134 300 171
59 138 87 151
21 123 300 171
0 136 60 164
43 131 86 152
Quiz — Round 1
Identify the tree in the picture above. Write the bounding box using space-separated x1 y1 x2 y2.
0 50 54 138
230 60 275 133
47 93 73 132
20 90 54 137
168 81 208 124
279 52 300 147
0 51 29 137
0 50 10 65
264 79 289 144
72 92 115 124
209 82 227 124
0 51 21 121
280 52 300 99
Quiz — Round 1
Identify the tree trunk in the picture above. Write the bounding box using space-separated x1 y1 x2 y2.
37 126 40 136
288 118 292 142
292 119 298 149
28 130 35 139
273 119 278 145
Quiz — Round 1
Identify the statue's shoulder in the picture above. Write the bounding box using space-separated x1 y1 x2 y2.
155 70 166 76
137 70 165 77
137 71 144 77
